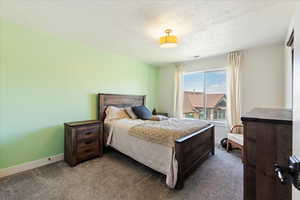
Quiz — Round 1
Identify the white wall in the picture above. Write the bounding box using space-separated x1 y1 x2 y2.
214 126 229 145
183 54 227 73
157 64 176 116
284 44 293 109
284 16 295 110
240 43 285 113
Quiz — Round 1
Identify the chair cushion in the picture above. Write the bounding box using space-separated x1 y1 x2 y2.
228 133 243 146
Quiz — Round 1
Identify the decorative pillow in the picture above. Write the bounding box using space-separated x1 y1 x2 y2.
151 115 168 121
104 106 129 123
125 107 138 119
132 106 152 120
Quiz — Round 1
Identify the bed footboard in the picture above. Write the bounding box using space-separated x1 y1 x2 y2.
175 124 215 189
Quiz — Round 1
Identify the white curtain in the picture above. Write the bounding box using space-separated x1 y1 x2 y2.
173 63 184 118
227 51 242 128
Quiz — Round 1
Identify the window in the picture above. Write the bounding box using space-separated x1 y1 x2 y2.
183 70 227 122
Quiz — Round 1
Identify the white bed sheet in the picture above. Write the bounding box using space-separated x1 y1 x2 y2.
105 118 178 188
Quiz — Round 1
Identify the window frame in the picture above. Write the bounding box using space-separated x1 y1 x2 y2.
183 67 228 126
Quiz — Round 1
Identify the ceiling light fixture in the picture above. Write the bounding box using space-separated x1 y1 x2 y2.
159 29 178 48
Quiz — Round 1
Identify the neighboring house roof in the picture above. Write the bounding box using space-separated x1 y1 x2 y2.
183 91 225 113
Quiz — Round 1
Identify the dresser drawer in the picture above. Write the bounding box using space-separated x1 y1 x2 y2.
246 139 256 166
76 125 99 140
245 122 257 141
244 165 256 200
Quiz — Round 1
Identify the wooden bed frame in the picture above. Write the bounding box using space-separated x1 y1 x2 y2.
97 93 215 189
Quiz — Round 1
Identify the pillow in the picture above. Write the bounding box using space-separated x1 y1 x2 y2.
132 106 152 120
125 107 138 119
151 115 168 121
104 106 129 123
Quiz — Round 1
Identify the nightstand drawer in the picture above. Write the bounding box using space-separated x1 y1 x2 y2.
76 125 99 140
77 148 99 162
77 139 99 152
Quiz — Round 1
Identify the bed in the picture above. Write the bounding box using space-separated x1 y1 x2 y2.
97 93 215 189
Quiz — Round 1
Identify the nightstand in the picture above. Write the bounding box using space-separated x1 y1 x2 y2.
64 120 103 167
156 112 169 117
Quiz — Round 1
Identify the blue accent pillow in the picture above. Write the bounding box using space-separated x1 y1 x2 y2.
132 106 152 120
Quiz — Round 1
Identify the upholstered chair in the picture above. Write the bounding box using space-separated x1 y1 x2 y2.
227 125 244 161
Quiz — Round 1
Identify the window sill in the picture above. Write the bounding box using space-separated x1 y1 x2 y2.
181 118 228 127
199 120 229 127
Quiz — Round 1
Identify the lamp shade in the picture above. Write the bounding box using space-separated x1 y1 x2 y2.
159 29 178 48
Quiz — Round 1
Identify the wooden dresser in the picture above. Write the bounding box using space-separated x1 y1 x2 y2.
64 120 103 166
241 108 292 200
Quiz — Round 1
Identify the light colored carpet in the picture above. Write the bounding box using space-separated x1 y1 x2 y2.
0 146 243 200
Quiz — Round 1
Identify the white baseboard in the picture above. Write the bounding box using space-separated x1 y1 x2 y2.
0 153 64 178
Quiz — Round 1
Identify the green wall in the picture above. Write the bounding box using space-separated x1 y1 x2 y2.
0 19 158 169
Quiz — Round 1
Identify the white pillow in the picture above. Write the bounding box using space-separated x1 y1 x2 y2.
125 107 138 119
151 115 168 121
104 106 129 123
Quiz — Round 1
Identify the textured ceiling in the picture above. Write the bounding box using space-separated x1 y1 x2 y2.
1 0 299 66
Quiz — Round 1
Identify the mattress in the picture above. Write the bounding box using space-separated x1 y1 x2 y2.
105 118 178 188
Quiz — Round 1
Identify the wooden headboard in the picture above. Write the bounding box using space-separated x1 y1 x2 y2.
97 93 146 122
